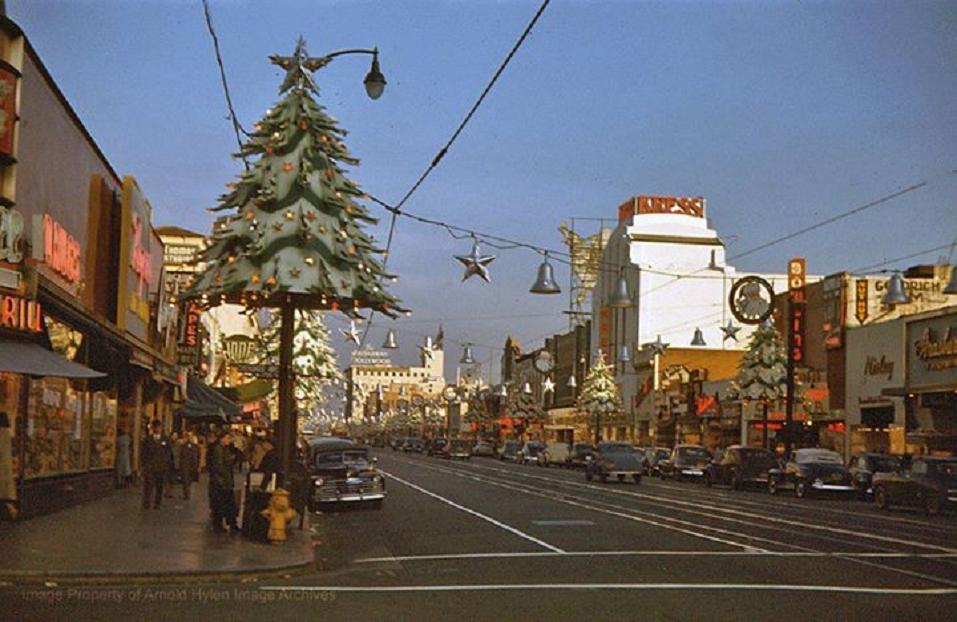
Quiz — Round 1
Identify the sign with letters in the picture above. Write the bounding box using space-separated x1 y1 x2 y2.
618 195 705 223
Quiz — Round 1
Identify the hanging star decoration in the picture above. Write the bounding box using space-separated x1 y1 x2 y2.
542 376 555 395
720 319 742 342
419 336 436 362
454 239 496 283
643 335 670 357
340 320 361 346
268 36 331 94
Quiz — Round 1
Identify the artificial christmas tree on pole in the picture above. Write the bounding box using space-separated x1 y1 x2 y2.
257 308 343 413
577 352 622 445
184 39 404 482
727 323 789 450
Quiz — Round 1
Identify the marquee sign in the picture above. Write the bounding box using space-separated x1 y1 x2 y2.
618 195 705 223
0 293 42 333
223 334 257 364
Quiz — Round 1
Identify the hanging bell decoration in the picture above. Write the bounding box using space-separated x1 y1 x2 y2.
522 381 533 395
529 255 561 295
944 265 957 295
497 384 508 398
460 344 476 365
881 273 910 306
691 327 707 346
608 272 632 308
618 344 631 362
567 374 577 389
382 328 399 350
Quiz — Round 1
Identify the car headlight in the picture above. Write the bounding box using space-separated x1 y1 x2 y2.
313 478 325 487
814 478 823 486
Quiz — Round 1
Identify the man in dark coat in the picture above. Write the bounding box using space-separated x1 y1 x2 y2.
141 420 173 509
208 432 238 532
179 433 200 500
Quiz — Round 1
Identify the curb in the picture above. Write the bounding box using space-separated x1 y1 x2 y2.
0 553 316 586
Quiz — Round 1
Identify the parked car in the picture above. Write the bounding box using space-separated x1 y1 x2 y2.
402 437 426 453
518 441 547 466
659 445 712 482
448 439 472 460
498 440 523 462
540 442 572 467
705 446 779 490
642 447 671 476
585 442 642 484
768 448 855 498
427 437 450 458
567 443 597 468
849 453 901 499
872 456 957 516
305 437 385 510
390 437 408 451
472 440 496 457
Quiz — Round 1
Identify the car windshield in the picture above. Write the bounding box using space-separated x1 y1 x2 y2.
316 450 367 466
795 450 843 464
868 456 899 472
600 443 634 453
677 447 710 459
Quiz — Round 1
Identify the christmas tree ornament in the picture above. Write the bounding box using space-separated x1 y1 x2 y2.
340 320 361 346
454 239 496 283
289 267 302 278
720 319 741 342
282 162 295 172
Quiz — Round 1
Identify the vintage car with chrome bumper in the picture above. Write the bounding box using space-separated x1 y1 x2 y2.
305 437 386 510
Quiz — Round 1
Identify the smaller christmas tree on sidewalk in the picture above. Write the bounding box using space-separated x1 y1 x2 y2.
257 309 342 413
577 352 622 445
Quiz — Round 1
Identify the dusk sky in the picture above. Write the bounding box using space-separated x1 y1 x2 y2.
11 0 957 379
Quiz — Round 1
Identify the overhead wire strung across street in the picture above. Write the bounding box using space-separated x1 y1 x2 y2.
359 0 553 345
201 0 250 170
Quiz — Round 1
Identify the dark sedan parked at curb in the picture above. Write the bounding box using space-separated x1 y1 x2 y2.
402 438 426 453
658 445 712 482
518 441 547 466
448 439 472 460
873 456 957 516
768 448 855 498
705 446 779 490
849 453 900 499
566 443 597 469
498 440 523 462
427 438 449 458
472 440 496 457
586 442 642 484
306 437 385 511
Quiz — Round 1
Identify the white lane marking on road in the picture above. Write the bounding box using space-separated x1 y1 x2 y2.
458 460 957 553
398 458 957 587
352 551 957 563
260 584 957 595
398 458 770 552
532 520 595 526
379 469 565 553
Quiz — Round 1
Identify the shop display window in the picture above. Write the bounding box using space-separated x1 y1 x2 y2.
89 391 116 469
24 377 86 478
0 372 20 477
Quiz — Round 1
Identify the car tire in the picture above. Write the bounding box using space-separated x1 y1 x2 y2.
925 494 942 517
632 474 641 485
369 500 383 511
874 486 889 510
768 479 778 495
599 473 608 484
704 473 713 488
795 480 809 499
585 470 593 482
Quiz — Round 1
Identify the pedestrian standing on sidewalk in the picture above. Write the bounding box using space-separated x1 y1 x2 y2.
141 420 173 510
116 427 132 487
165 432 181 498
208 431 239 533
180 434 200 500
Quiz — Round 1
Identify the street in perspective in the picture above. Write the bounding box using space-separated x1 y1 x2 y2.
0 1 956 621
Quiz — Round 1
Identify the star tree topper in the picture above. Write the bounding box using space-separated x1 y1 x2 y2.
454 240 496 283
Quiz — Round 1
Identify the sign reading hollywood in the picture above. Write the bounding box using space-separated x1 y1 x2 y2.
618 195 705 223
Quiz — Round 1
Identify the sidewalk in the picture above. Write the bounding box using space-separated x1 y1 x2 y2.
0 474 314 583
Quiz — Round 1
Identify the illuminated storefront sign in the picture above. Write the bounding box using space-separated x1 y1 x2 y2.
31 214 82 285
789 258 807 365
0 293 42 333
906 313 957 390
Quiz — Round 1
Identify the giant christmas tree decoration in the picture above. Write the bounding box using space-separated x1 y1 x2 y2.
257 309 343 412
577 352 622 444
727 323 791 449
184 38 404 480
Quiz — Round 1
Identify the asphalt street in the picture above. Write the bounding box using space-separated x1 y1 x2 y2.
3 449 956 621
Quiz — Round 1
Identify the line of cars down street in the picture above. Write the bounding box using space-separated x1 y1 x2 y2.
389 435 956 516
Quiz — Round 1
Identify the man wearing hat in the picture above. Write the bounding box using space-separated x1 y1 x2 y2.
141 420 173 509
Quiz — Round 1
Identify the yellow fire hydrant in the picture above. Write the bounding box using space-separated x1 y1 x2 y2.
261 488 297 544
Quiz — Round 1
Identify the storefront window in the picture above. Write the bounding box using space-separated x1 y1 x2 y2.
0 372 20 477
89 391 116 469
24 377 86 478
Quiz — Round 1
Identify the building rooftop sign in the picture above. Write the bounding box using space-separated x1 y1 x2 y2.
618 195 705 224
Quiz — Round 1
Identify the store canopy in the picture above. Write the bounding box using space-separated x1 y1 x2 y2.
173 400 231 423
185 373 242 419
0 337 106 379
